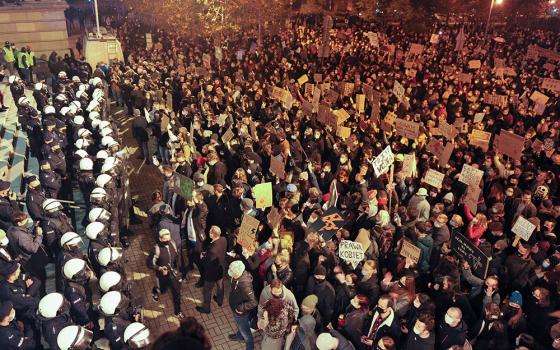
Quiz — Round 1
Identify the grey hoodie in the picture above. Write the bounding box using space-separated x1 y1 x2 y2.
258 284 300 321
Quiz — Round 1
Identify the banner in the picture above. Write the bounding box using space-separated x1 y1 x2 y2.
395 119 420 140
400 239 421 263
451 232 490 278
423 169 445 189
253 182 273 209
338 240 365 268
308 207 345 240
459 164 484 187
372 146 394 177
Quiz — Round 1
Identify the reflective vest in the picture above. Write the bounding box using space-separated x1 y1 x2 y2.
27 51 34 67
2 47 14 63
17 51 26 69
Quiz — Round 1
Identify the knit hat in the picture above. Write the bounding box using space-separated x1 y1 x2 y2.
316 333 337 350
302 294 318 309
417 187 428 196
314 265 327 278
509 291 523 306
286 184 298 193
443 192 454 202
241 198 254 211
228 260 245 277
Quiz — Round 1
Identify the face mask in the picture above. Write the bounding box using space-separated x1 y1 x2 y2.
398 281 406 288
444 314 456 327
542 260 551 269
413 299 421 308
25 218 34 229
272 291 284 299
361 270 369 277
197 181 204 187
351 299 360 309
376 306 385 314
433 222 442 228
413 325 422 335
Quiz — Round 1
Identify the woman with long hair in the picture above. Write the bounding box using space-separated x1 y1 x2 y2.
258 297 296 350
342 294 370 348
381 272 416 318
464 205 488 247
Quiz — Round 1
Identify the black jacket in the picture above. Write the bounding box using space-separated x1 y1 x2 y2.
402 331 436 350
306 278 336 325
201 237 227 282
229 271 257 315
436 321 467 350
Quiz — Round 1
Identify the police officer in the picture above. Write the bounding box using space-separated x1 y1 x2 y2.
57 325 93 350
0 301 36 350
78 157 96 210
40 199 74 259
85 222 112 275
2 41 17 75
62 258 94 327
0 180 18 231
8 75 25 103
98 246 125 275
33 82 49 113
148 229 184 319
16 96 38 131
0 229 14 274
39 160 62 199
123 322 151 349
57 232 87 292
100 291 140 350
88 206 120 242
37 293 72 350
25 175 45 221
0 262 41 346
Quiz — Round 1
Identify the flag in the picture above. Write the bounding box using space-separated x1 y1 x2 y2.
455 26 466 52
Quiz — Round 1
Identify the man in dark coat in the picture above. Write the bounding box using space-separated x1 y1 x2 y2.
0 181 18 231
24 176 45 222
196 225 227 313
206 151 228 187
436 307 468 350
361 294 401 349
306 264 335 326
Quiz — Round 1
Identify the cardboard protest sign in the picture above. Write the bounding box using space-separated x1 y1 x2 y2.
221 127 234 144
302 100 313 116
384 111 397 126
530 91 549 105
458 73 472 84
474 112 485 123
469 129 492 151
304 83 314 97
270 156 286 179
440 121 458 140
253 182 273 209
313 73 322 83
395 119 420 140
464 185 481 214
401 154 416 178
324 89 339 104
451 232 490 278
543 63 556 71
308 207 345 240
267 207 282 229
282 90 294 109
271 86 285 100
439 142 454 168
459 164 484 187
298 74 309 86
426 138 445 157
355 229 371 252
334 109 350 125
356 94 366 113
338 240 365 268
468 60 481 69
342 83 355 96
336 126 351 140
145 33 153 49
317 104 331 125
393 81 405 101
171 173 194 201
409 43 424 55
531 139 543 154
494 130 525 161
423 169 445 189
534 103 546 116
511 216 536 242
400 239 421 264
484 93 508 107
371 103 380 123
430 34 439 44
542 78 560 93
238 214 260 250
372 146 394 177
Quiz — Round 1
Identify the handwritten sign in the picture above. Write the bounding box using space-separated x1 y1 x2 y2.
430 34 439 44
253 182 273 209
474 112 485 123
464 185 481 214
298 74 309 86
393 81 405 101
423 169 445 189
395 119 420 140
267 207 282 229
530 90 550 105
313 73 322 83
400 239 421 263
469 129 492 151
270 156 285 179
542 78 560 93
308 207 345 241
439 142 454 168
468 60 481 69
356 94 365 113
458 73 472 84
451 232 490 278
221 127 234 144
484 93 508 107
372 146 394 177
440 121 458 141
339 240 365 268
401 154 416 178
238 214 260 250
459 164 484 187
494 130 525 161
511 216 536 242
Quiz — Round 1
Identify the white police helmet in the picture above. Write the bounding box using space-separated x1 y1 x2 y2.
62 258 87 280
90 187 107 199
124 322 150 348
18 96 29 105
88 207 111 222
96 150 109 160
100 127 113 137
79 158 94 171
99 271 122 293
74 150 89 160
98 247 123 267
73 115 85 125
99 290 124 316
57 325 93 350
88 111 100 121
75 138 90 150
95 173 112 188
101 136 115 147
60 231 82 248
42 199 62 212
44 105 56 115
38 292 66 319
85 221 105 240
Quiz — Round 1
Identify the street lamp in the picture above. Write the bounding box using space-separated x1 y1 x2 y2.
485 0 504 34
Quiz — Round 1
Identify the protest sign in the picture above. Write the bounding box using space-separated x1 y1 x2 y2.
393 81 405 101
400 239 421 264
282 90 294 109
334 108 350 125
355 229 371 252
440 121 458 140
430 34 439 44
469 129 491 151
214 46 223 61
298 74 309 86
253 182 273 209
426 138 445 157
530 91 549 105
542 78 560 93
339 240 365 268
304 83 314 96
271 86 284 100
451 232 490 278
494 57 505 69
302 100 313 116
439 142 454 168
409 43 424 55
372 146 394 177
468 60 481 69
458 73 472 84
236 49 245 60
371 103 380 123
401 154 416 178
221 127 234 144
494 130 525 161
342 83 354 96
459 164 484 187
195 67 210 78
270 156 286 179
484 93 508 107
511 216 536 242
531 139 543 154
171 173 194 201
312 87 322 110
308 207 345 240
313 73 322 83
337 126 351 140
543 63 556 71
503 67 517 76
534 103 546 116
423 169 445 189
267 207 282 229
464 185 481 214
146 33 153 50
356 94 365 113
317 104 331 124
474 112 485 123
238 214 260 250
384 111 397 126
395 119 420 140
202 53 211 68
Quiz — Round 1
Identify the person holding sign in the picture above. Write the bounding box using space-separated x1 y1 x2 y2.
464 205 488 247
